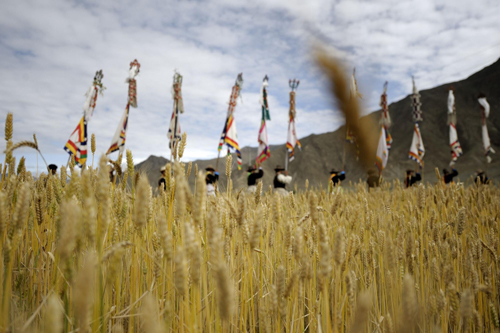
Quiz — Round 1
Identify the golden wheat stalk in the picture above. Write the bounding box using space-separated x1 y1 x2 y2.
315 50 378 168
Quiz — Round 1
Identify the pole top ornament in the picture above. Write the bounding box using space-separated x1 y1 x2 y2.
289 79 300 91
93 70 104 86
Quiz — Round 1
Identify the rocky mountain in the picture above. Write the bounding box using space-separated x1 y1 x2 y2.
137 58 500 191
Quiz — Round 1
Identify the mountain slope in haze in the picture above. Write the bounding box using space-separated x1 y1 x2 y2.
137 58 500 191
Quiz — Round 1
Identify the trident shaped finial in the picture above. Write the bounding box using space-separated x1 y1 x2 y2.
173 70 183 84
130 59 141 71
94 70 104 85
289 79 300 91
236 73 244 87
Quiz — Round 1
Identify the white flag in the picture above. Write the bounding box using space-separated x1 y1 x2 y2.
107 105 129 155
449 124 463 163
375 127 389 173
408 123 424 167
479 96 495 163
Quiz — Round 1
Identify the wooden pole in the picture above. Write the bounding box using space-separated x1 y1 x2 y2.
215 149 221 171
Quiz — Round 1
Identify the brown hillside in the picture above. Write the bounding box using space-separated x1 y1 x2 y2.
137 58 500 191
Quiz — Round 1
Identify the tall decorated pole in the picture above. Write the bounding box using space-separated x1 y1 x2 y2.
478 93 495 164
217 73 243 170
408 76 425 169
379 81 392 149
285 79 301 171
168 71 184 159
376 82 391 175
447 88 463 165
64 70 105 167
107 59 140 155
256 75 271 165
411 76 423 122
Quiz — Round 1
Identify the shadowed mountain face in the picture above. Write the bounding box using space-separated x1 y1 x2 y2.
136 58 500 191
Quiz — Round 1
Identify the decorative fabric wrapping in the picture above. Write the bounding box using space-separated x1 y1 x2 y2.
408 122 425 168
64 117 88 167
126 59 140 108
257 76 271 164
128 79 137 108
375 126 389 174
447 90 462 163
82 70 105 121
83 85 98 120
479 96 495 163
411 77 423 122
447 90 456 125
107 104 130 155
219 74 243 169
286 91 301 162
379 81 392 150
168 72 183 150
107 60 140 155
449 124 463 162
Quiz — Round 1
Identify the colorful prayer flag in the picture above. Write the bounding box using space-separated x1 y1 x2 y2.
219 74 243 169
107 60 140 155
107 104 130 155
64 117 88 167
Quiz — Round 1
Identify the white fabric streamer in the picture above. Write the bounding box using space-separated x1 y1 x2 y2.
479 96 495 163
375 127 389 173
408 123 425 167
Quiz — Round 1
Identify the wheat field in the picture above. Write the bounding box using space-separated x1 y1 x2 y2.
1 116 500 332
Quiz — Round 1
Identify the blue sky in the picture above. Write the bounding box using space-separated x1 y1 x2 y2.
1 0 499 173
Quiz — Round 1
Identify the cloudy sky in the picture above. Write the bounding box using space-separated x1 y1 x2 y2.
1 0 499 173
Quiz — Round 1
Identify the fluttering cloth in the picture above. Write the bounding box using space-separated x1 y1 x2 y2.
449 124 463 163
64 117 88 167
479 96 495 163
107 61 140 155
257 77 270 164
107 104 130 155
66 70 103 166
408 122 425 168
219 74 243 169
375 126 389 174
447 90 462 164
